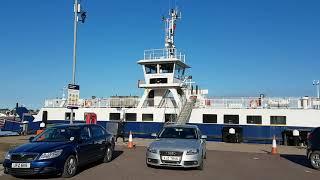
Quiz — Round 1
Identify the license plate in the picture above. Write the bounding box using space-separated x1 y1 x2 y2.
161 156 181 161
11 163 31 168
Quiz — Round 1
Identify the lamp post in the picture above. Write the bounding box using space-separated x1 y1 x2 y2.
69 0 87 124
313 80 320 110
313 80 320 99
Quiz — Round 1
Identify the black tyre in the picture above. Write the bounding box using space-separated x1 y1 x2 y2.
62 155 77 178
103 145 113 163
197 159 204 170
310 151 320 170
146 163 152 168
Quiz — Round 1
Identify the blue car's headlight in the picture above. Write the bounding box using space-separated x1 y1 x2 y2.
5 152 11 160
186 149 199 155
147 147 157 154
39 149 63 160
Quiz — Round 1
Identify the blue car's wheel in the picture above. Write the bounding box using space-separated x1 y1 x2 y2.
62 155 78 178
103 146 113 163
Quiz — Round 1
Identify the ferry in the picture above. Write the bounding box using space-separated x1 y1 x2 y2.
5 3 320 144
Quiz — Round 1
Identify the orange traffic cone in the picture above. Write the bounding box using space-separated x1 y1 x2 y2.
127 131 135 149
271 136 277 155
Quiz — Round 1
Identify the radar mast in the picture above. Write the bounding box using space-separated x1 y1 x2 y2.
163 9 181 58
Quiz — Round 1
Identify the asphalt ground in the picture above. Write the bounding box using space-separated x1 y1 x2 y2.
1 145 319 180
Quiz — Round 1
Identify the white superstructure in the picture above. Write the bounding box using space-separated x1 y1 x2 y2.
32 8 320 143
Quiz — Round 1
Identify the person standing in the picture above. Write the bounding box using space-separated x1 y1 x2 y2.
116 119 126 142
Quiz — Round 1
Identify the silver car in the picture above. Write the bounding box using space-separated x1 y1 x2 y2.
146 124 207 170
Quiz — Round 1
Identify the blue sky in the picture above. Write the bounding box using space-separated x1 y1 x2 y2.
1 0 320 109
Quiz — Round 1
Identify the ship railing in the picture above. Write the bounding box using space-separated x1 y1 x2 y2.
144 48 186 63
141 98 177 108
44 97 140 108
44 99 67 108
83 97 140 108
198 97 319 109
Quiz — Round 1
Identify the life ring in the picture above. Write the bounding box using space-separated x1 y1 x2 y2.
249 100 259 108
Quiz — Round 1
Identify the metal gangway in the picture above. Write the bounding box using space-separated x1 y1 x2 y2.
176 98 196 124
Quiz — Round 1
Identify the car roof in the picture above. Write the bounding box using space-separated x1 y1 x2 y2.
50 123 93 128
163 124 198 129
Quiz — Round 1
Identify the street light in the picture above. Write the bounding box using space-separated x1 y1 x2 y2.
69 0 87 124
313 80 320 99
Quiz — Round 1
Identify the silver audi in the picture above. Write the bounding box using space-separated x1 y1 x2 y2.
146 124 207 170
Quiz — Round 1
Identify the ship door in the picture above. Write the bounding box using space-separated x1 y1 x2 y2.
42 111 48 124
148 90 154 107
85 113 97 124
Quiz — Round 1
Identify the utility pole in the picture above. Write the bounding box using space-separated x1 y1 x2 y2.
69 0 86 124
313 80 320 99
313 80 320 110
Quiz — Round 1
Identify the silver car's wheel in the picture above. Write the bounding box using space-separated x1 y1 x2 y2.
203 150 207 159
197 159 204 170
146 161 152 168
310 151 320 170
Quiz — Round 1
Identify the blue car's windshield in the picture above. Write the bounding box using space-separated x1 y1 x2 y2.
158 127 197 139
33 127 80 142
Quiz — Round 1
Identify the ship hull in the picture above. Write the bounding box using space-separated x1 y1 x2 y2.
21 119 313 144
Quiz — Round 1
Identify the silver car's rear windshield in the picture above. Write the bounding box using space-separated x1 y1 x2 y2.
158 127 198 139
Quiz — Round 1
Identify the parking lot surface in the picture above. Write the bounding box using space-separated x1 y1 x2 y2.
1 145 319 180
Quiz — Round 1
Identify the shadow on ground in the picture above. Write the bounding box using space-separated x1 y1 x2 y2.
76 150 124 175
281 154 313 169
148 165 199 171
6 150 124 179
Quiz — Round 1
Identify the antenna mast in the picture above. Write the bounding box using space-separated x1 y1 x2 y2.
163 8 181 58
70 0 87 124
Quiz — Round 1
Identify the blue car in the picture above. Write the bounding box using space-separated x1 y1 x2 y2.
3 124 115 178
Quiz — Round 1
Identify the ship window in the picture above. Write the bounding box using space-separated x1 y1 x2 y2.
150 78 168 84
270 116 286 125
174 64 185 79
142 114 153 121
109 113 120 121
247 116 262 124
203 114 217 123
165 114 177 123
125 113 137 121
224 115 239 124
145 64 157 74
65 112 75 120
159 63 174 73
